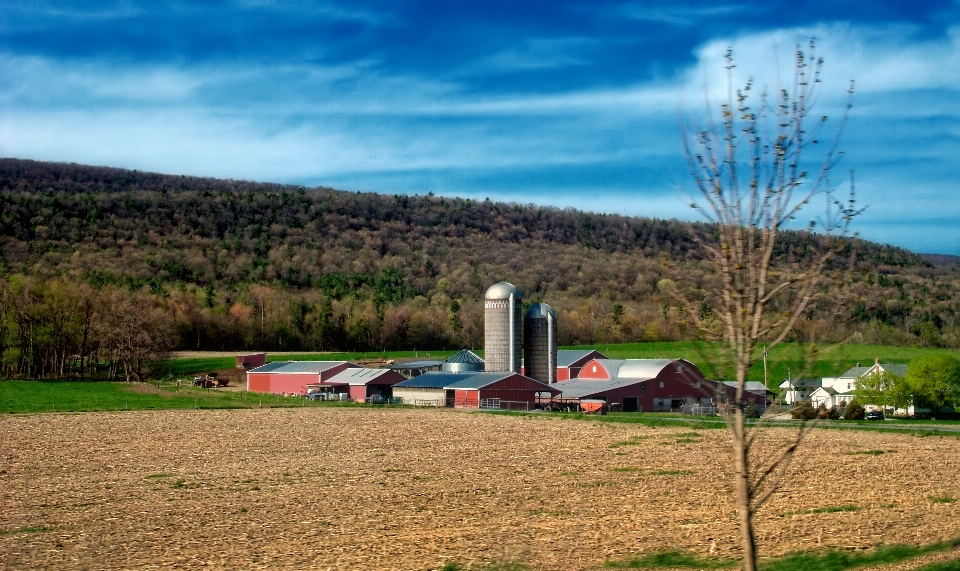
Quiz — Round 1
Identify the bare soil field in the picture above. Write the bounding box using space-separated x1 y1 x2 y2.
2 408 959 570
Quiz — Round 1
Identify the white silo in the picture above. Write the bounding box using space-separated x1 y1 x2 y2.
524 303 557 384
484 282 522 373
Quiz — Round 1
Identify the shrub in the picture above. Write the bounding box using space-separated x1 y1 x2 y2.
744 401 762 419
791 401 816 420
844 398 865 420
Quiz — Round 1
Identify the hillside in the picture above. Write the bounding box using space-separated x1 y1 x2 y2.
1 158 958 377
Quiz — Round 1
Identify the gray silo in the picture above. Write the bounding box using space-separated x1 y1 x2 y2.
484 281 522 373
523 303 557 384
442 349 485 373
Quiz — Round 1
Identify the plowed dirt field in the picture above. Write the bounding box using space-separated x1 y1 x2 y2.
2 408 959 570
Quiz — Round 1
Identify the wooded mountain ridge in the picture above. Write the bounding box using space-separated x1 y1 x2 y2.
1 158 957 372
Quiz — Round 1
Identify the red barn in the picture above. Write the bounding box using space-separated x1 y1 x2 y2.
555 358 764 412
323 368 407 402
393 371 559 409
237 353 267 369
555 349 608 381
246 361 358 395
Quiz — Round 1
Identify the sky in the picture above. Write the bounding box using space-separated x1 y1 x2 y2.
3 1 960 254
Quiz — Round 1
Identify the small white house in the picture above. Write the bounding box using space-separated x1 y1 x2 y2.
778 378 821 405
779 360 909 410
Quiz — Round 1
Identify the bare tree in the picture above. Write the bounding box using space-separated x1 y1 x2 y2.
680 41 864 570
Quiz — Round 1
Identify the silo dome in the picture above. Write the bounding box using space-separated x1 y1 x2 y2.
524 302 558 384
485 281 522 301
483 281 522 373
524 303 557 320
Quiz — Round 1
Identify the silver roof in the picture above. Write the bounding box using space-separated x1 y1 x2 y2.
722 381 771 394
327 368 395 385
247 361 353 374
485 281 522 300
444 349 484 364
585 358 678 379
388 360 444 369
552 377 652 399
556 349 607 368
524 302 556 319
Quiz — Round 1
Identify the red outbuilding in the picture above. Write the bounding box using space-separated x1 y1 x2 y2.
393 371 560 409
322 368 407 402
554 358 764 412
246 361 358 395
237 353 267 369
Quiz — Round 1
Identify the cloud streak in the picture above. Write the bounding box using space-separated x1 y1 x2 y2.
2 2 959 253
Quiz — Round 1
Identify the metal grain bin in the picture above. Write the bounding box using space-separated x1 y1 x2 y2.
483 281 522 373
442 349 485 373
523 302 557 384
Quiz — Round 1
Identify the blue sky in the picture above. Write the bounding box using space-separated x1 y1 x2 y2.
3 1 960 254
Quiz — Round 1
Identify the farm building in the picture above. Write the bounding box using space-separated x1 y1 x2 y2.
393 371 559 409
321 368 407 402
246 361 358 395
552 358 764 412
388 360 444 379
521 349 608 381
236 353 266 369
556 349 608 381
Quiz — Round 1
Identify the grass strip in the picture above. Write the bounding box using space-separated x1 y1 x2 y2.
605 550 736 569
0 525 55 536
605 538 960 570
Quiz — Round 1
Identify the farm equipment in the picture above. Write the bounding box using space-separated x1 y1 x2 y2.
193 373 229 388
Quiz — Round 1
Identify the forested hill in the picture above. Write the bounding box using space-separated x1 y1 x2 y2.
1 158 958 363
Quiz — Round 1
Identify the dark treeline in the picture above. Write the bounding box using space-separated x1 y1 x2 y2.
1 158 958 378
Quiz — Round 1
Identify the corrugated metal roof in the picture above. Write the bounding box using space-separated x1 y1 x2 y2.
556 350 605 368
394 371 481 389
327 368 394 385
247 361 352 374
389 360 443 369
446 372 521 389
552 377 652 399
393 371 555 391
616 359 677 378
444 349 484 365
722 381 771 394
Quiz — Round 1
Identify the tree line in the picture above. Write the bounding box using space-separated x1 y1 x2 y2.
1 158 959 378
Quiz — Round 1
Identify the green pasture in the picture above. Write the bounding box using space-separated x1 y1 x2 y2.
0 381 360 414
575 341 960 385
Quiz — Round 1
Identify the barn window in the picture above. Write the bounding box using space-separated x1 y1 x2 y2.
640 383 646 391
659 381 664 388
695 381 701 388
677 364 684 372
592 365 596 373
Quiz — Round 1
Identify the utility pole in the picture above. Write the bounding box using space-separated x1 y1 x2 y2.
763 350 768 392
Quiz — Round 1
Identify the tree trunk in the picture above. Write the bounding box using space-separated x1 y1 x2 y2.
733 408 758 571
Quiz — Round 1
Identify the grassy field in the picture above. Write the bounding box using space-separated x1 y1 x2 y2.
0 380 360 414
166 341 960 384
